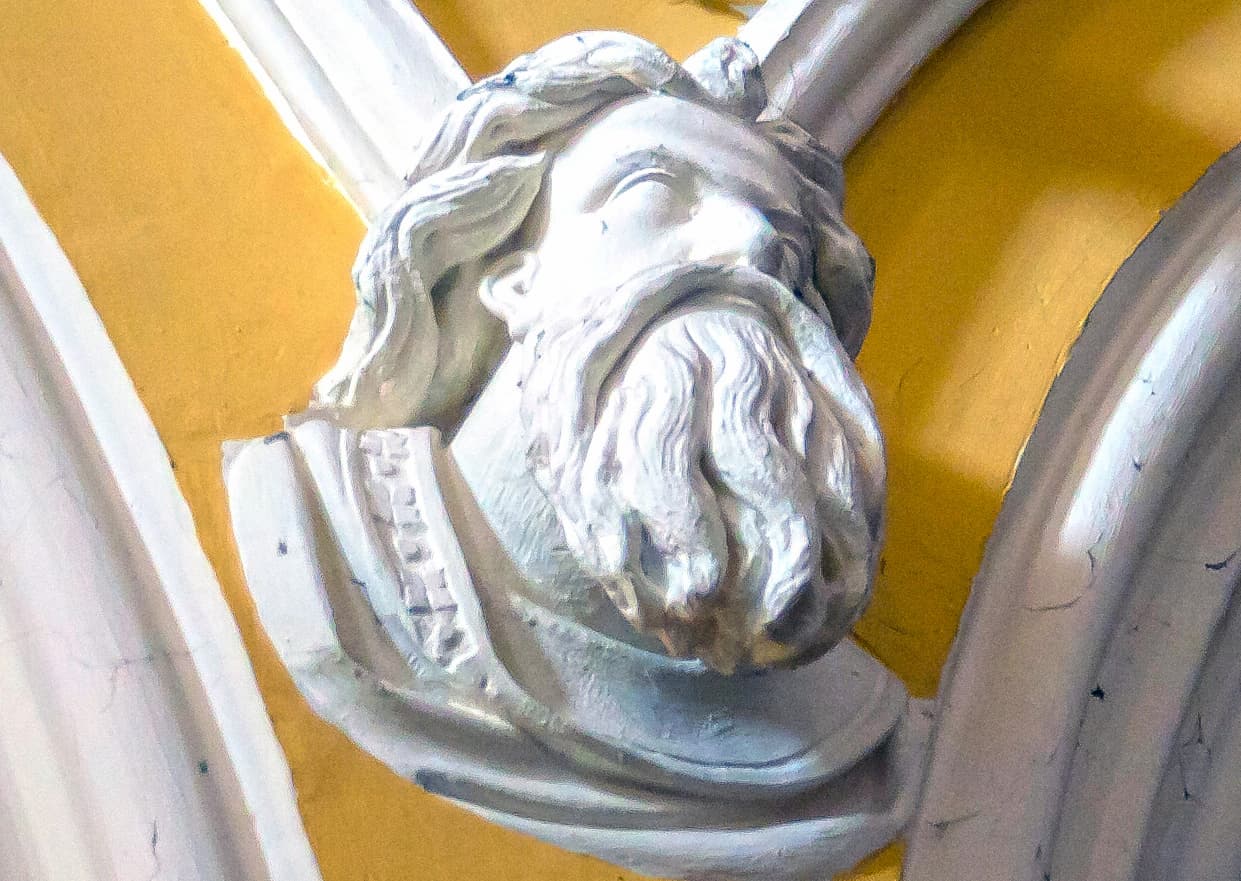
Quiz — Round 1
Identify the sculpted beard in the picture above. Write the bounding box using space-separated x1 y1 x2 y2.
516 264 882 673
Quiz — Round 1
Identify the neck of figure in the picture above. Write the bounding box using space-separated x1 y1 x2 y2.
448 350 655 648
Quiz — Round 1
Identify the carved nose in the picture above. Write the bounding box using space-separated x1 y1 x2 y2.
699 197 783 275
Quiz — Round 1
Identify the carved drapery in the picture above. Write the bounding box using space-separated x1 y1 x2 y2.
6 3 1240 880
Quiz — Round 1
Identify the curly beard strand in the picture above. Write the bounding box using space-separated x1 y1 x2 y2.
518 268 878 673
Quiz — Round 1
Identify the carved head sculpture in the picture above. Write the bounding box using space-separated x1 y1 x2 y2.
306 32 884 674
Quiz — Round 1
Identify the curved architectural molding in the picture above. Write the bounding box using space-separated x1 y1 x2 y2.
907 145 1241 880
198 0 469 215
223 30 929 881
0 155 321 881
197 0 991 218
740 0 991 153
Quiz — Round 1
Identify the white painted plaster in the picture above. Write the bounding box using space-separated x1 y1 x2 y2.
906 142 1241 881
0 154 322 881
223 32 923 880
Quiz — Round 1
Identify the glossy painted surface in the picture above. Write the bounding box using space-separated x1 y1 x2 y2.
2 1 1240 879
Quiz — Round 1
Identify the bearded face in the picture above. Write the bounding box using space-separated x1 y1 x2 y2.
473 94 885 673
509 264 881 672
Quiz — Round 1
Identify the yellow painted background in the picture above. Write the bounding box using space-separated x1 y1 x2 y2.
2 1 1240 879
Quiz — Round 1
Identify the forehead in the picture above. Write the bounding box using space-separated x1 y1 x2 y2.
546 93 802 211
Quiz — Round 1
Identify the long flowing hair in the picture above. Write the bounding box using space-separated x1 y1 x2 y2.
310 31 874 430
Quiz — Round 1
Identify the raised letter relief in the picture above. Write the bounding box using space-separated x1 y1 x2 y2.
225 32 918 880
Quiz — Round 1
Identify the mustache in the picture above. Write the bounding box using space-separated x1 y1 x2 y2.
522 263 796 443
519 261 884 531
519 264 783 514
516 262 886 671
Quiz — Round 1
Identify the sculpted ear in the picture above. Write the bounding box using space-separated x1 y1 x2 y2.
479 250 540 338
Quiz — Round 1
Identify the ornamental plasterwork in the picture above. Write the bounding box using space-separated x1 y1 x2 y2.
225 29 909 880
3 3 1240 881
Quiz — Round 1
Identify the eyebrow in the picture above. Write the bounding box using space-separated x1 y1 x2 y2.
583 147 696 208
576 141 819 306
584 145 803 221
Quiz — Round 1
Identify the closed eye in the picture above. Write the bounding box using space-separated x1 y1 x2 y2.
607 167 678 203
